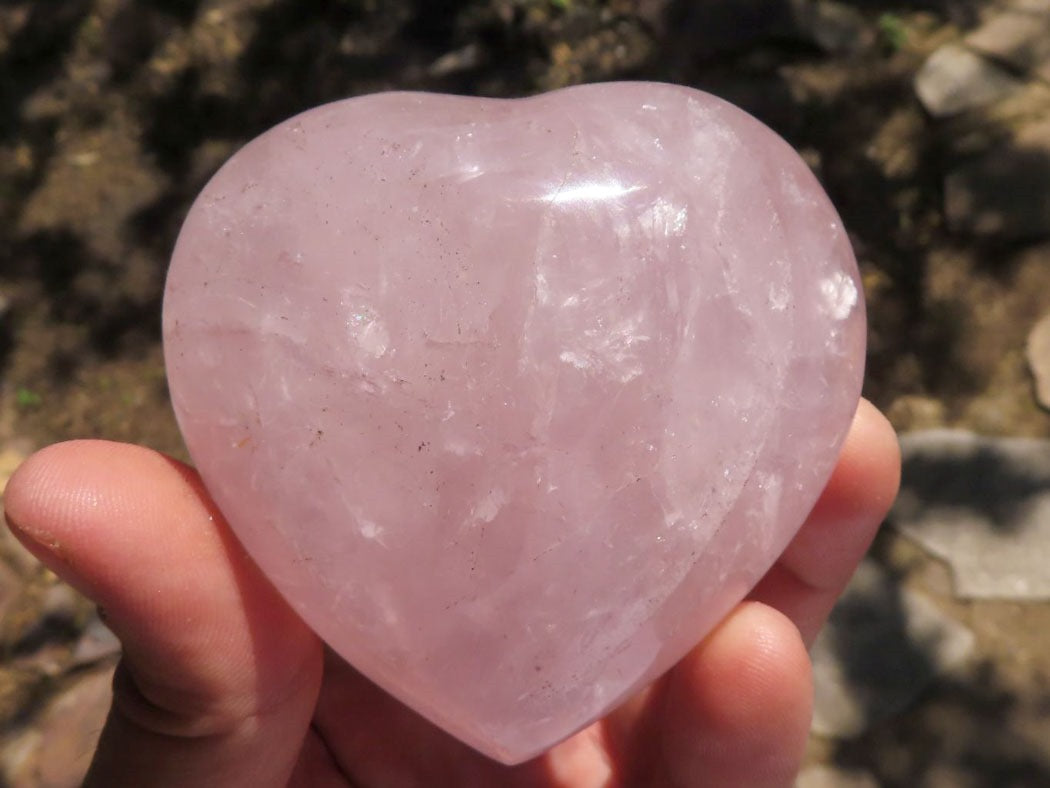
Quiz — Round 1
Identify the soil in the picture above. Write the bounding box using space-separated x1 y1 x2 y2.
2 1 1049 785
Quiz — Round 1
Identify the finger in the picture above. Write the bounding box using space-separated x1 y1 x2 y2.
656 601 812 788
3 440 323 788
748 398 900 644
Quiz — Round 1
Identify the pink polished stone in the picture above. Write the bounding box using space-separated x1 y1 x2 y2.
163 82 865 764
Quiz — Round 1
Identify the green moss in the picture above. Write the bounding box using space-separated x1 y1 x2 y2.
877 13 908 52
15 388 43 409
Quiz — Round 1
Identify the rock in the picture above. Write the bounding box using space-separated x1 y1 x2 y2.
811 558 976 738
0 666 112 788
427 43 484 78
163 82 866 764
1027 312 1050 409
945 120 1050 238
796 764 880 788
791 0 874 55
892 430 1050 599
914 43 1023 117
966 2 1050 83
69 615 121 667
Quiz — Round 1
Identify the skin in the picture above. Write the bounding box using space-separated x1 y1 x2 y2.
2 399 898 787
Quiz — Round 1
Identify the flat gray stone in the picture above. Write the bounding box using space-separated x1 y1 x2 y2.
1027 312 1050 410
811 559 975 738
915 43 1023 117
967 2 1050 83
945 120 1050 238
892 429 1050 599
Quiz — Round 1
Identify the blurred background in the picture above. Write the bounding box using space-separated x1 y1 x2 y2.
1 1 1049 785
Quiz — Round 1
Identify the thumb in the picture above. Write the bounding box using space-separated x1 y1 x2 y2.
3 440 322 788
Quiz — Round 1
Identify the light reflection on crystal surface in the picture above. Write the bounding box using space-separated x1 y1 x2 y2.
546 180 645 205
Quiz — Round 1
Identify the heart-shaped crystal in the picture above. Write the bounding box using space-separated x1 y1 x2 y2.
163 82 864 764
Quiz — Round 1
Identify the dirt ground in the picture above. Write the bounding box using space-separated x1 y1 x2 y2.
2 1 1050 786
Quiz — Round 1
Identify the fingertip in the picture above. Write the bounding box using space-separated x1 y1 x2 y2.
4 440 62 532
662 602 812 787
834 398 901 524
4 440 120 573
4 440 209 599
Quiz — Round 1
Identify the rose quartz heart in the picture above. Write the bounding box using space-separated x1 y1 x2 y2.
163 82 864 764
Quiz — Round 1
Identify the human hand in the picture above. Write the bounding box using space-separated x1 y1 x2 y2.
2 399 898 787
